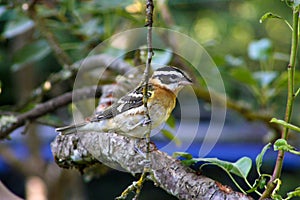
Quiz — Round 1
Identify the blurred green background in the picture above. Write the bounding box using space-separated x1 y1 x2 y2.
0 0 299 199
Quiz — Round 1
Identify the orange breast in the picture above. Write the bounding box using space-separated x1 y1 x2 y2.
154 86 176 111
149 85 176 127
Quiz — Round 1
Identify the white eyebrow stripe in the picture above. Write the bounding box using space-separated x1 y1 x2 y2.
154 71 182 76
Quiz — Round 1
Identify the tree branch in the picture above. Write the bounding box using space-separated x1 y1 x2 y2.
142 0 154 165
0 53 136 140
51 132 253 200
0 86 102 140
18 54 134 111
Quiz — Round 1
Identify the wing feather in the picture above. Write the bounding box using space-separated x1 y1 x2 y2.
90 84 153 122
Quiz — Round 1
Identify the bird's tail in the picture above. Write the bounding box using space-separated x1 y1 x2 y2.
55 122 88 135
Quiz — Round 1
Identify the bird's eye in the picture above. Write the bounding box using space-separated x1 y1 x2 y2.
168 74 179 82
169 77 176 82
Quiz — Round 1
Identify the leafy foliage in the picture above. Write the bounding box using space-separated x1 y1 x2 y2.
173 152 254 194
0 0 300 199
255 143 271 176
271 118 300 132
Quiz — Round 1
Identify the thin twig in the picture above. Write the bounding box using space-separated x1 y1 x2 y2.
260 6 299 199
143 0 154 164
135 0 155 196
117 1 155 199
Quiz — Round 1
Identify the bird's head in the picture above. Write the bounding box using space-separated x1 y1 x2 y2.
150 66 192 94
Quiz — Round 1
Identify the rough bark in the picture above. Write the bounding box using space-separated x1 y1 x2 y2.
51 132 253 200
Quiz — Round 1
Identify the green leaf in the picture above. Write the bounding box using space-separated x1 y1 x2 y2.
259 12 292 30
172 152 195 166
166 115 176 129
199 157 233 171
246 180 259 193
12 40 51 71
246 175 267 193
230 68 257 86
274 139 293 151
272 194 283 200
181 159 197 166
231 157 252 178
172 152 193 160
161 129 181 146
255 143 271 175
196 157 252 179
274 138 300 155
2 16 34 39
260 12 283 23
258 176 267 189
195 157 252 194
295 88 300 97
286 187 300 200
270 118 300 133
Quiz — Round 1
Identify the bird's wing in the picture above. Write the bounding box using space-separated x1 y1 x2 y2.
56 84 153 134
90 84 153 122
55 121 88 134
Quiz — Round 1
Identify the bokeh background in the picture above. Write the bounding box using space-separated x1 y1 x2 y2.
0 0 299 199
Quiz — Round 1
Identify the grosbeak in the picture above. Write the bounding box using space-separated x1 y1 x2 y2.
56 66 192 138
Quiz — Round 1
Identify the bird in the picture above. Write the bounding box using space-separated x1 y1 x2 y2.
56 66 192 138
